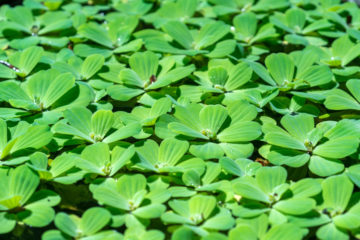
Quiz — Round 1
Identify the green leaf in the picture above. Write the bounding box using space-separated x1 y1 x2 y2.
50 154 78 179
148 65 195 90
102 122 141 143
202 210 235 230
208 67 228 87
74 44 113 58
189 195 216 220
322 175 353 213
199 105 228 135
171 226 196 240
0 119 7 152
11 125 53 154
41 230 67 240
10 165 39 206
256 166 287 194
78 22 113 48
286 8 306 31
269 209 288 226
333 202 360 230
323 119 358 140
22 202 55 227
346 79 360 102
265 132 307 151
0 108 29 120
225 62 253 91
168 122 208 140
206 39 236 58
316 223 349 240
54 212 78 237
42 73 75 109
145 39 202 55
119 69 143 88
107 85 144 101
263 223 304 240
113 38 143 53
55 81 95 111
93 186 129 211
265 53 294 86
313 136 359 159
290 178 322 198
27 69 58 104
0 213 16 234
190 142 224 160
0 64 16 79
133 204 166 219
233 12 257 41
233 177 270 203
270 13 294 34
52 122 92 143
297 65 332 87
63 107 92 136
202 161 221 185
217 121 262 142
162 21 193 49
229 225 257 240
79 142 109 175
158 138 188 167
332 34 351 57
149 97 172 118
269 210 288 225
274 198 316 215
91 110 114 140
220 157 244 177
81 207 111 235
17 46 44 76
347 164 360 188
280 113 314 142
343 43 360 66
182 170 201 187
303 19 332 34
173 104 202 131
81 54 105 80
129 51 158 81
309 156 344 177
110 145 135 176
194 22 230 50
118 174 146 200
247 61 276 86
324 89 360 111
227 101 258 122
38 19 72 35
6 6 33 32
135 139 158 171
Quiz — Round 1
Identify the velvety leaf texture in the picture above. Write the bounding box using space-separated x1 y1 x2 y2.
1 1 360 239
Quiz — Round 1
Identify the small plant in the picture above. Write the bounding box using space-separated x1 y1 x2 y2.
0 0 360 239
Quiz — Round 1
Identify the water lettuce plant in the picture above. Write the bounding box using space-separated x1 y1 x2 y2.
0 119 52 165
139 21 233 57
1 0 360 239
53 107 141 144
161 195 235 236
90 174 168 227
0 165 59 234
107 51 195 101
261 113 359 176
76 15 142 57
42 207 121 240
77 142 135 176
2 6 72 49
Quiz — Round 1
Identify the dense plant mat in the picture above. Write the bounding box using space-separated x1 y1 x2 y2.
1 0 360 239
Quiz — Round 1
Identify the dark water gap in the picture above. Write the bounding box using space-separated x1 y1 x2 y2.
0 0 23 6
